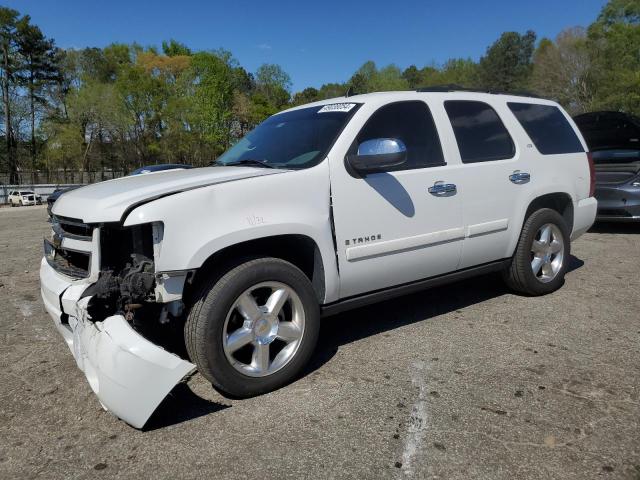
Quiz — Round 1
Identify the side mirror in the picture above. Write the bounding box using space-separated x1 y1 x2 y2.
346 138 407 175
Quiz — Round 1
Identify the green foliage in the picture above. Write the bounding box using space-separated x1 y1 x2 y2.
587 0 640 113
162 39 191 57
255 63 291 108
478 30 537 92
532 28 592 114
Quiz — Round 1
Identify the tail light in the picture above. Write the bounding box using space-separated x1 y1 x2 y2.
587 152 596 197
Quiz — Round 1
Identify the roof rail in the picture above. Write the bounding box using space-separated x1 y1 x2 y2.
416 85 541 98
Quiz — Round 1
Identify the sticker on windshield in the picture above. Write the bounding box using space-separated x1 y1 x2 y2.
317 103 356 113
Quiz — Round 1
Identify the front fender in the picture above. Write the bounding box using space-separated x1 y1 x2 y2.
123 163 340 302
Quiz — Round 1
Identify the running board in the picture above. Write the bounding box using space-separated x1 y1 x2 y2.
320 259 509 317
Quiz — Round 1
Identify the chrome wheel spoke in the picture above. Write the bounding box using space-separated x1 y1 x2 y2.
252 343 270 373
531 256 544 275
531 240 546 254
541 262 554 278
236 293 261 321
266 287 289 316
549 239 562 254
539 225 551 245
225 327 253 353
277 321 302 342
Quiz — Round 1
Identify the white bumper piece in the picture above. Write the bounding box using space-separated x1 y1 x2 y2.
40 259 196 428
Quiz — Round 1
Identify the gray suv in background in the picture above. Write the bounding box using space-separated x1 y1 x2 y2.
574 111 640 222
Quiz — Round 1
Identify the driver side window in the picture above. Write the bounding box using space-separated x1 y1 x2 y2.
356 101 445 171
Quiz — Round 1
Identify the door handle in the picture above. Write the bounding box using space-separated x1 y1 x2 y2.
428 181 457 196
509 171 530 184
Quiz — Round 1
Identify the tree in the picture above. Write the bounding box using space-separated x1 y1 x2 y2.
439 59 480 87
189 52 234 155
532 28 592 114
478 30 536 92
348 61 408 93
162 39 191 57
0 7 21 183
292 87 319 105
16 16 59 175
402 65 422 88
587 0 640 114
255 63 291 108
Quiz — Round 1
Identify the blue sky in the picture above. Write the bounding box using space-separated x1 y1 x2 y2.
7 0 607 92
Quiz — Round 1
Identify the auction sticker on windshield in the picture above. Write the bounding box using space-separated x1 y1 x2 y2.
317 103 357 113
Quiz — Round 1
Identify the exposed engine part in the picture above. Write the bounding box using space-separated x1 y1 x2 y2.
86 253 156 321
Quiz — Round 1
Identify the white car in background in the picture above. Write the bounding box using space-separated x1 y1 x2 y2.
8 190 41 206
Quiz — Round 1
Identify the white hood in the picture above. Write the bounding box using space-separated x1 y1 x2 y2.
52 166 284 223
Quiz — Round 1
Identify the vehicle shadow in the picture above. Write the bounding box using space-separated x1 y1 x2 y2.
144 382 230 431
364 173 415 217
307 254 585 374
589 222 640 234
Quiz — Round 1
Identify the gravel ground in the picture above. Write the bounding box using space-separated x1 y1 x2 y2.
0 206 639 479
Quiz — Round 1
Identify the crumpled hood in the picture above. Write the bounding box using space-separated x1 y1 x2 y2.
52 166 284 223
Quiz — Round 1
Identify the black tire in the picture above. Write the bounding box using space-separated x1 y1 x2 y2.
185 257 320 398
503 208 571 296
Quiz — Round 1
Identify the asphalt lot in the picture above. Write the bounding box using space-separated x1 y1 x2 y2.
0 206 639 479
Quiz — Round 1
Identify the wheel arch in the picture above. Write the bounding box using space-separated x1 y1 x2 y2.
524 192 574 233
508 191 574 258
184 234 327 305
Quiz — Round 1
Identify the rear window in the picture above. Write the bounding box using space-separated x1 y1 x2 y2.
508 103 584 155
444 101 515 163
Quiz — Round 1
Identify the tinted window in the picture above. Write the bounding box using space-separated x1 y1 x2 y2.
509 103 584 155
445 101 515 163
356 101 445 171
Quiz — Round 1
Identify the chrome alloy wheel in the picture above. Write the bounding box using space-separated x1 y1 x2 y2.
222 281 305 377
530 223 565 283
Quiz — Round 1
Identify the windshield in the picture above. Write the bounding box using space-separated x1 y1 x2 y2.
216 103 361 169
20 191 33 195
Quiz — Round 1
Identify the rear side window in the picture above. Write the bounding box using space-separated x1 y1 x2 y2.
444 101 515 163
356 101 445 171
508 103 584 155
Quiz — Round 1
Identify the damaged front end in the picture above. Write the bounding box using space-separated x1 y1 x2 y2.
40 215 195 428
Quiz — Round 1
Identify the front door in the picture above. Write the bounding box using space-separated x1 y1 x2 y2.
329 100 465 299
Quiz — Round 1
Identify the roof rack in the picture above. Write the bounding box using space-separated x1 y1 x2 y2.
416 85 541 98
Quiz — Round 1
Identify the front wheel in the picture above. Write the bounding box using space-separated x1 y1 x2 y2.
185 257 320 398
503 208 571 296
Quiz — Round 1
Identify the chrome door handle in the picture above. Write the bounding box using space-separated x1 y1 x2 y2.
509 171 530 184
428 182 457 196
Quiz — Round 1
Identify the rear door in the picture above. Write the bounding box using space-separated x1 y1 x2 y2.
442 99 530 269
329 99 465 298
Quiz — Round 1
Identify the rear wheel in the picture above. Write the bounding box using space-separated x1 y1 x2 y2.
503 208 570 296
185 257 320 398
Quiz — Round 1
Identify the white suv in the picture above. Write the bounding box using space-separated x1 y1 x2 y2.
8 190 40 206
40 89 597 427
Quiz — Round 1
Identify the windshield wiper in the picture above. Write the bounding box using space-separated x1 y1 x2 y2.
219 159 276 169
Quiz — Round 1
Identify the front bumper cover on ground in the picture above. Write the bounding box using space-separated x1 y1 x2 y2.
40 259 196 428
